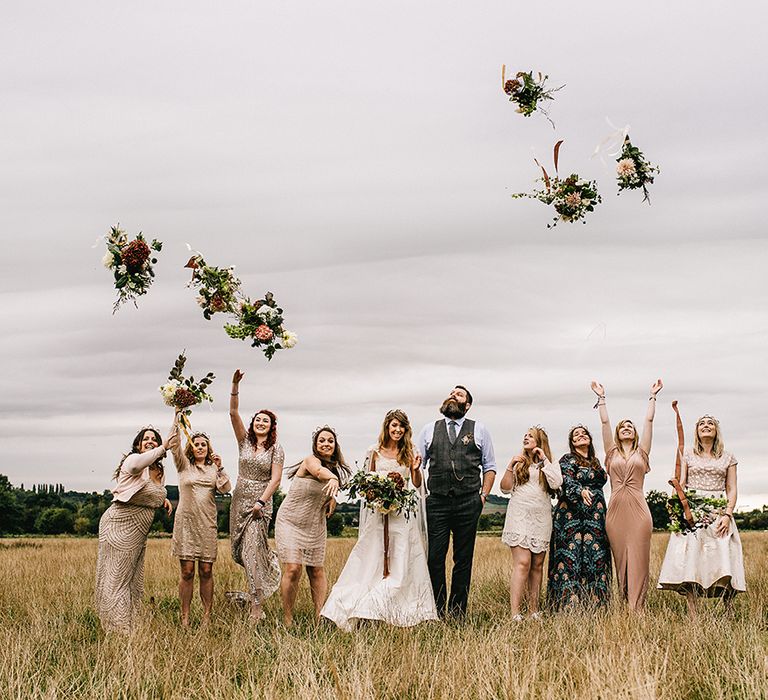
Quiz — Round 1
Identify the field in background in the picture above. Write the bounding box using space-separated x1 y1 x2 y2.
1 533 767 699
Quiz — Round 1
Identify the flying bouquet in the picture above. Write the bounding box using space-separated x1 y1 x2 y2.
159 351 215 438
346 469 419 578
502 65 564 128
184 252 242 319
102 225 162 313
346 470 418 519
512 141 601 228
616 136 660 203
666 491 727 535
224 292 297 360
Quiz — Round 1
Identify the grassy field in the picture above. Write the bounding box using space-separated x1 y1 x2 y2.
1 532 766 699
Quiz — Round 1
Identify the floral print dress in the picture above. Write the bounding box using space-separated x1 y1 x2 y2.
547 452 611 609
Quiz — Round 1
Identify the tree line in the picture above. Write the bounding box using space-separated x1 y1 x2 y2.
1 476 766 536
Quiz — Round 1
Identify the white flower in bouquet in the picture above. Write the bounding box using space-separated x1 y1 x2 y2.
256 304 279 320
159 380 181 406
616 158 637 179
118 264 128 275
102 251 115 268
282 330 298 348
196 295 206 308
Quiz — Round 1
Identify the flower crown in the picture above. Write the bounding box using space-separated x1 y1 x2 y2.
190 431 211 442
696 415 719 425
313 424 337 441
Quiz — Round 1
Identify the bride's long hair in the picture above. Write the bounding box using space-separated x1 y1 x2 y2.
376 409 414 468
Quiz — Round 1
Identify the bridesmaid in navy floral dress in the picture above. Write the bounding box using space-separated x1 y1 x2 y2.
547 425 611 609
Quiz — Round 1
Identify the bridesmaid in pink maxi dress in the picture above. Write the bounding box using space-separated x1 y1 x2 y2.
591 379 663 612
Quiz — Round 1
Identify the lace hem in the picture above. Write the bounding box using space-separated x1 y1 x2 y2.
501 530 550 553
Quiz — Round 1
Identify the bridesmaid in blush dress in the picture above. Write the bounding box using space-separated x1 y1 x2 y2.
591 379 663 612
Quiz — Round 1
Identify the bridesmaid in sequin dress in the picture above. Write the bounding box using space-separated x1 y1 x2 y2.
228 369 284 623
591 379 663 612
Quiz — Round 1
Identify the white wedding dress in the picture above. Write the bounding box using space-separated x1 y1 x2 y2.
321 453 438 631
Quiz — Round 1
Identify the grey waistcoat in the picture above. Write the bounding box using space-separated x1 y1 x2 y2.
426 419 482 496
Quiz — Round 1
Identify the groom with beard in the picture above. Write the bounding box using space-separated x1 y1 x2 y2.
417 386 496 618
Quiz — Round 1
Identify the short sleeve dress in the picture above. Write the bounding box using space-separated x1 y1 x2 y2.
275 474 330 566
657 450 746 596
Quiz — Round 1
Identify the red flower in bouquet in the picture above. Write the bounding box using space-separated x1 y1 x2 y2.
387 471 405 489
122 238 151 272
253 324 274 342
173 387 198 409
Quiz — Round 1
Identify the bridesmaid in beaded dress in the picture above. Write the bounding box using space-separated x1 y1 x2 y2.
95 427 175 634
168 413 231 626
275 426 350 626
591 379 663 612
228 369 284 623
657 414 746 615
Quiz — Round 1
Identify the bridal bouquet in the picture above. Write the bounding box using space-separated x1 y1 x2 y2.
666 491 727 534
616 136 660 203
346 470 418 519
159 352 215 422
224 292 298 360
502 66 563 127
184 252 242 319
102 225 163 312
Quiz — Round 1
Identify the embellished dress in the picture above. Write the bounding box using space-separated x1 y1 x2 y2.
275 473 330 566
657 451 746 596
547 453 611 609
501 460 563 552
605 447 653 611
229 440 284 604
95 448 167 634
170 442 231 563
321 453 438 631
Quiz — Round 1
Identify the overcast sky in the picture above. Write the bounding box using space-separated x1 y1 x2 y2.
1 1 766 506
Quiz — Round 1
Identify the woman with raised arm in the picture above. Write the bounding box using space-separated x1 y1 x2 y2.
95 426 175 634
657 414 746 615
168 412 231 626
591 379 662 612
500 426 562 621
228 369 284 623
547 425 611 610
275 426 350 627
321 409 438 630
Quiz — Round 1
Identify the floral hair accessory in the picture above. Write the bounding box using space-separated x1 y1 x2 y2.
312 425 337 440
102 224 163 313
696 415 719 425
501 65 564 128
512 141 601 228
190 431 211 442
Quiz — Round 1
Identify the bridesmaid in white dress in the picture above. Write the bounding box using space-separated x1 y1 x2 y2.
501 426 562 621
321 409 438 630
658 414 746 615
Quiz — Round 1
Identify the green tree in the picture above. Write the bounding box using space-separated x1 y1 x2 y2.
269 488 285 538
646 490 671 530
35 507 75 534
326 513 344 536
0 475 23 535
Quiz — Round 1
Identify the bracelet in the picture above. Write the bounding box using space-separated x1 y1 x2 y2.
231 393 239 396
592 396 605 409
649 396 657 401
256 499 266 507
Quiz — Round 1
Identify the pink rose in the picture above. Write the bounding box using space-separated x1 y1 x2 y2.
254 324 274 342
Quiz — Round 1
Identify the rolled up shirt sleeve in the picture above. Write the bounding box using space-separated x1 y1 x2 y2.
477 423 497 473
416 423 433 472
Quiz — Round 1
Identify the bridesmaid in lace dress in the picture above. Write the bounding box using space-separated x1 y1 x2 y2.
500 426 562 621
168 413 231 626
591 379 663 612
228 369 284 623
95 427 175 634
658 414 746 615
275 426 350 626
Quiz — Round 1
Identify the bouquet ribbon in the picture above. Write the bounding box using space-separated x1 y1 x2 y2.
382 513 390 579
669 401 694 527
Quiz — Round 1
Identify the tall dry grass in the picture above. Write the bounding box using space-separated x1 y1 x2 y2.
1 533 766 699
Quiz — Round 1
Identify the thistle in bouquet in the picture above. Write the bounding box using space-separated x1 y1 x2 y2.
616 136 660 203
102 224 163 313
666 491 727 535
159 351 215 439
346 470 418 519
501 65 564 128
224 292 298 360
184 252 242 320
512 140 601 228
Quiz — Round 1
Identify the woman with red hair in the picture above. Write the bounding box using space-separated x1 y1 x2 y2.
228 369 284 623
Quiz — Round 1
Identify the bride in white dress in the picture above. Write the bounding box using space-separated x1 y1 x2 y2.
321 409 438 630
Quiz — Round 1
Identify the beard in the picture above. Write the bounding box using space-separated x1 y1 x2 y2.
440 398 468 419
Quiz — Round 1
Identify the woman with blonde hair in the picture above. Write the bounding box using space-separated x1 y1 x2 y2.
657 413 746 615
500 426 563 620
168 412 231 626
275 426 350 626
322 409 438 630
591 379 662 612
